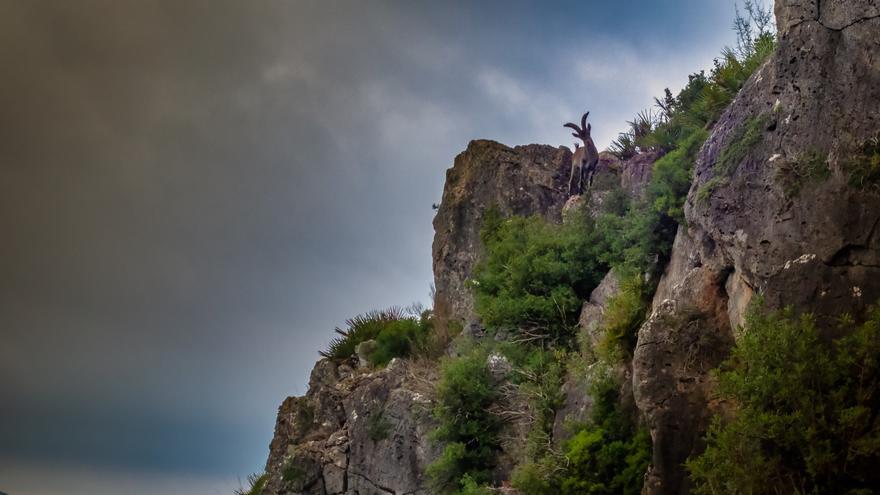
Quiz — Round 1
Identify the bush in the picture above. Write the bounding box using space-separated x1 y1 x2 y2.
511 458 561 494
369 318 425 366
596 275 651 362
428 348 501 493
512 370 652 495
320 306 436 365
320 307 407 359
457 474 495 495
687 304 880 494
558 373 652 495
473 206 608 344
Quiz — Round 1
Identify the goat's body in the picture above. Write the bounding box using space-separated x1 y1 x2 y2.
568 140 599 195
564 111 600 196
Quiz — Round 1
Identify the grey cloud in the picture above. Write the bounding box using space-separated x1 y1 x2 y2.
0 1 739 492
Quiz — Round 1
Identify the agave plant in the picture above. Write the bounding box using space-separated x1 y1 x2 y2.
319 306 407 359
610 109 662 159
234 473 269 495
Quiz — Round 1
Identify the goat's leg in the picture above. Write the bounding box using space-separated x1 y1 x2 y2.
568 163 579 196
587 161 598 189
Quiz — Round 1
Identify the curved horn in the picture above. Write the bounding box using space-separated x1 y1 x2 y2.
580 112 589 131
564 122 582 135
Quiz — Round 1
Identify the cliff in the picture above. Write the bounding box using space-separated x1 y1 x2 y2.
634 1 880 492
256 1 880 493
431 140 572 332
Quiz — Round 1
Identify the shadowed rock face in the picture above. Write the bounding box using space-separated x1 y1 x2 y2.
634 1 880 493
431 140 571 332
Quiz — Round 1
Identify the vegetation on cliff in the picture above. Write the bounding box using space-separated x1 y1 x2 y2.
425 4 778 493
687 303 880 494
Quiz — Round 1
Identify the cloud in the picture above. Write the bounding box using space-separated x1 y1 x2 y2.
0 0 742 491
0 460 240 495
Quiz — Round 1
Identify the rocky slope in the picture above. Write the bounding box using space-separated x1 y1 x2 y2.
258 1 879 492
634 1 880 492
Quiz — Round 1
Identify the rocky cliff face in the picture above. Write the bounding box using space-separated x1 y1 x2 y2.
431 140 572 332
263 359 438 495
634 1 880 492
259 2 879 493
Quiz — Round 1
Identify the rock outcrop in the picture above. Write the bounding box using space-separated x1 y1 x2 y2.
431 140 571 331
263 359 437 495
634 1 880 492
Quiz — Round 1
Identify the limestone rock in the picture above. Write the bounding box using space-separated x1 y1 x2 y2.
634 1 880 492
431 140 571 330
263 360 438 494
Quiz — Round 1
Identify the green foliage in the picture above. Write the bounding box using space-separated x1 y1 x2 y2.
512 371 652 495
473 206 608 344
428 347 501 494
369 318 424 366
558 373 652 495
456 474 494 495
716 113 769 177
320 306 437 366
235 473 269 495
695 176 729 204
687 304 880 494
320 307 407 359
596 275 651 362
511 456 562 494
497 345 567 459
367 409 393 442
648 129 710 222
776 149 831 199
697 113 769 203
633 3 775 207
844 136 880 189
610 109 663 160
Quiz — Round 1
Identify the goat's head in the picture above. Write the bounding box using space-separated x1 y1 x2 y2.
563 112 592 142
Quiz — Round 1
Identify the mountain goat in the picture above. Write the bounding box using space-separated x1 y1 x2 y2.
564 112 599 196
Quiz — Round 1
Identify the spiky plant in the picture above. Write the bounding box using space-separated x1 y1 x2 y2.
234 473 269 495
319 307 406 359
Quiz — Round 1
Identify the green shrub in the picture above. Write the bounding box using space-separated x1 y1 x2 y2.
511 458 561 495
456 474 494 495
369 318 425 366
320 306 436 365
513 370 652 495
558 373 652 495
473 206 608 344
320 307 407 359
687 304 880 494
234 473 269 495
506 347 567 459
714 113 769 178
596 275 651 362
428 348 501 493
648 129 709 222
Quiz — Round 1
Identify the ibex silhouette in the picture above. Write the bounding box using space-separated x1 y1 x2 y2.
564 112 599 196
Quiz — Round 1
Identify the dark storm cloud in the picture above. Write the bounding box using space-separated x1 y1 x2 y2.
0 1 739 493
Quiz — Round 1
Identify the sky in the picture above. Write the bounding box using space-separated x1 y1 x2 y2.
0 1 744 493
